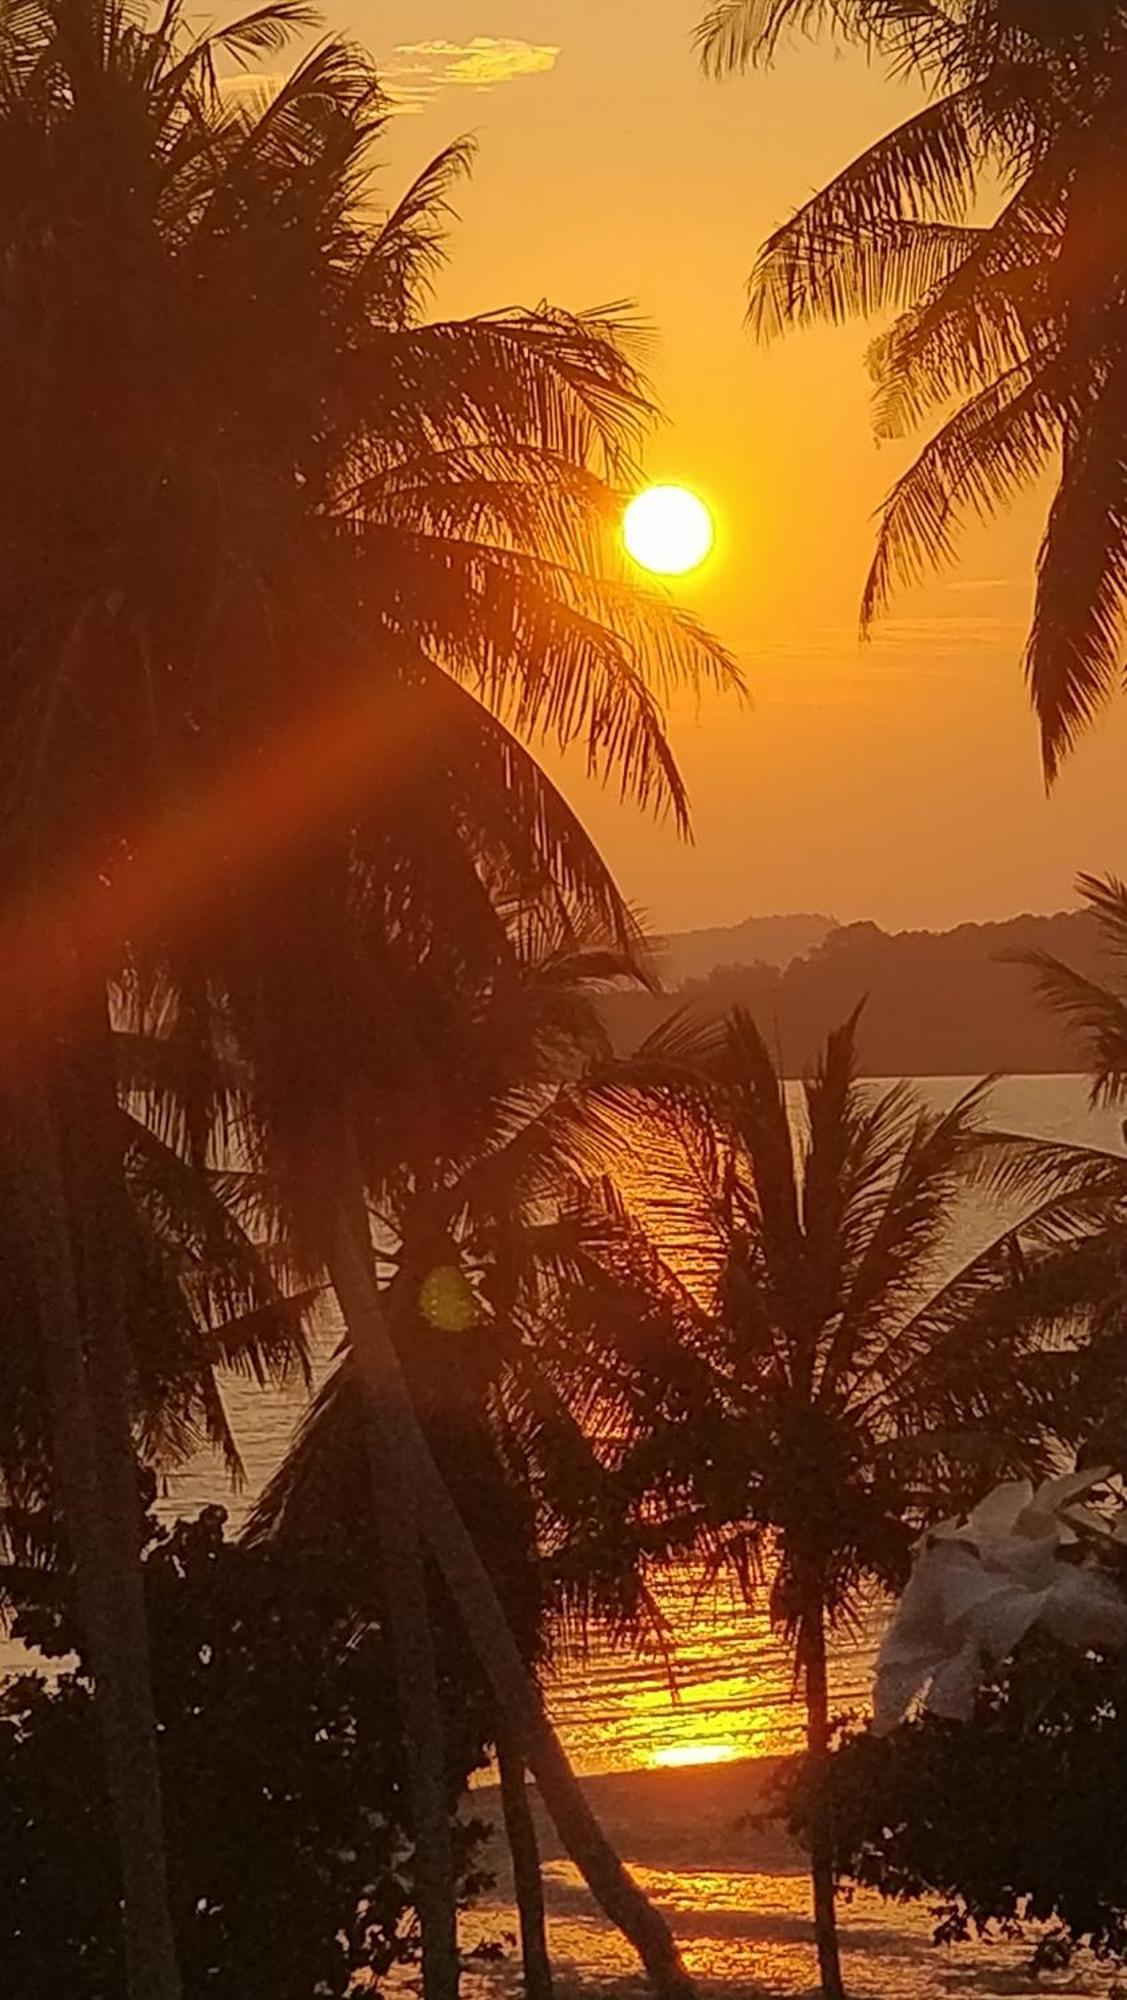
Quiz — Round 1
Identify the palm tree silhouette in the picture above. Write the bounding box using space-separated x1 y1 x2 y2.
699 0 1127 776
0 3 735 1995
592 1006 1123 1999
3 989 316 2000
238 905 685 2000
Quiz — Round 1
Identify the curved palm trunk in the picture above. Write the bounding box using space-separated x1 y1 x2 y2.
804 1598 846 2000
18 1082 182 2000
497 1725 553 2000
360 1381 460 1999
325 1188 695 2000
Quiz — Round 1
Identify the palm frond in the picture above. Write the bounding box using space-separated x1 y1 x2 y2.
210 1 319 68
851 1173 1127 1433
1026 357 1127 780
1078 873 1127 959
868 203 1052 438
717 1008 804 1282
967 1126 1127 1207
800 1004 865 1346
1011 949 1127 1105
122 1111 314 1384
749 94 978 339
346 310 655 485
824 1077 995 1392
368 644 641 950
364 530 723 833
242 1354 364 1548
861 356 1062 625
358 138 475 323
696 0 933 75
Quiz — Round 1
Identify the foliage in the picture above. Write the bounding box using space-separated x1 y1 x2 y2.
872 1470 1127 1733
0 0 736 1043
595 1006 1125 1628
0 1019 316 1520
1023 873 1127 1110
761 880 1127 1982
244 908 690 1659
0 1505 492 2000
0 0 735 1545
0 0 737 1481
0 4 733 1991
701 0 1127 775
532 999 1127 1987
796 1620 1127 1973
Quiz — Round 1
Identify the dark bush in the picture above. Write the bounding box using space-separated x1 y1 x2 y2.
790 1629 1127 1973
0 1506 491 1999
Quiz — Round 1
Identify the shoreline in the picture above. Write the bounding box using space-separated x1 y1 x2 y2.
472 1754 798 1876
464 1757 1104 2000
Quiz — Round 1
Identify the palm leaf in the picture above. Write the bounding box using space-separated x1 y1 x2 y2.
1011 949 1127 1105
862 356 1063 625
749 93 978 339
1025 355 1127 779
823 1077 995 1393
696 0 939 74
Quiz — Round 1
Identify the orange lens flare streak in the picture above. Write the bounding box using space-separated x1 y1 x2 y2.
0 674 431 1089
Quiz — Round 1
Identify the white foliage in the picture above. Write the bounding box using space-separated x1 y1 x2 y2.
873 1470 1127 1734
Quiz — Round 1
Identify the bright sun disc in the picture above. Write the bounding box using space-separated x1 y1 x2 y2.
623 484 714 576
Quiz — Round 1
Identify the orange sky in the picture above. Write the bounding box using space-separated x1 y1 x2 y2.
341 0 1127 936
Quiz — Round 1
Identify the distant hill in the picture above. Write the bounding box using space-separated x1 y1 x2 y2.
657 912 835 986
609 910 1106 1076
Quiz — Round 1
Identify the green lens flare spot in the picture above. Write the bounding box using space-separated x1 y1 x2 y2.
418 1264 478 1333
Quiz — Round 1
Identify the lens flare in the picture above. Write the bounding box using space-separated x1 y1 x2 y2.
419 1264 479 1333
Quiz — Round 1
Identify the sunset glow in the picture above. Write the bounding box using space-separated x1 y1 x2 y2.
651 1742 739 1769
14 3 1124 1995
623 485 714 577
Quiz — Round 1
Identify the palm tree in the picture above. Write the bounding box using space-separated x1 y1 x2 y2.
698 0 1127 777
2 988 316 1491
1 992 315 2000
0 3 735 1994
237 900 695 2000
583 1006 1125 1999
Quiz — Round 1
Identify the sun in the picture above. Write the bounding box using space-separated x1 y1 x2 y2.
623 484 714 576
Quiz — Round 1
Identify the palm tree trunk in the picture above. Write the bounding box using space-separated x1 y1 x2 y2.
330 1178 461 2000
326 1186 695 2000
497 1725 554 2000
17 1081 182 2000
804 1598 845 2000
360 1401 461 2000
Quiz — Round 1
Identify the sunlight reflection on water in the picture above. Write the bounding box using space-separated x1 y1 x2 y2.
651 1744 739 1769
543 1559 879 1775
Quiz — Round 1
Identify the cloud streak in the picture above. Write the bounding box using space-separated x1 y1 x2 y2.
384 36 560 113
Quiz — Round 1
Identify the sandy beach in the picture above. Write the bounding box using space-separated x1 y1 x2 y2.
464 1759 1109 2000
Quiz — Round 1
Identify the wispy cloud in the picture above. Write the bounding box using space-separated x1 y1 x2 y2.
748 611 1027 705
383 36 560 114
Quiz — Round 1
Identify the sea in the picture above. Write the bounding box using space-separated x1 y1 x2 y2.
10 1077 1126 1998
